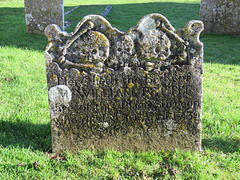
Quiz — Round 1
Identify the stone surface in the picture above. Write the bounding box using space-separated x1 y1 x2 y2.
45 14 204 153
24 0 64 34
200 0 240 35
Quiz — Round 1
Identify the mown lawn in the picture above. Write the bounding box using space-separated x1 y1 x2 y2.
0 0 239 179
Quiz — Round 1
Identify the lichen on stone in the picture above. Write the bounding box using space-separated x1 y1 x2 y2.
45 13 204 153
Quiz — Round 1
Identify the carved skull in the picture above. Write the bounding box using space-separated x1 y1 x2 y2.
66 31 109 64
139 29 171 62
108 35 134 67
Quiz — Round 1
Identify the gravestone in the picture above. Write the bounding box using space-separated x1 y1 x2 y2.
44 14 204 153
24 0 64 34
200 0 240 35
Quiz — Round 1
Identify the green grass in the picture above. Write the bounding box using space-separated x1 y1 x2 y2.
0 0 240 179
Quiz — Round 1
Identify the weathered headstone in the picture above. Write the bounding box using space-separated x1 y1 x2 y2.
24 0 64 34
45 14 204 153
200 0 240 35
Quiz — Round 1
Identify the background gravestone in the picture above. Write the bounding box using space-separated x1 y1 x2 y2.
200 0 240 35
24 0 64 34
45 14 204 153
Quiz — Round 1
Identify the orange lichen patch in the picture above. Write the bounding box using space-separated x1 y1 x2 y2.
104 42 108 47
127 83 134 88
51 74 56 79
83 64 96 68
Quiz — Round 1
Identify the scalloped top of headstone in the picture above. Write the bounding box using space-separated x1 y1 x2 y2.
45 14 203 73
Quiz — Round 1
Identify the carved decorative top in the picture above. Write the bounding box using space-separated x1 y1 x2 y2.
45 14 203 73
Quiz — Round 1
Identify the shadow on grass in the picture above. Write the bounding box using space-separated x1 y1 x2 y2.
0 119 51 152
202 138 240 154
0 7 47 52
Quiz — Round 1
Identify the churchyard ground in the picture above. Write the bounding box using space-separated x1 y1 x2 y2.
0 0 239 179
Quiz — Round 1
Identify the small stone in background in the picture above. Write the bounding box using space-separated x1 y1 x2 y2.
24 0 64 34
200 0 240 35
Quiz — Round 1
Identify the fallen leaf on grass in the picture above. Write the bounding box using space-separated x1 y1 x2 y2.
45 152 67 162
16 162 24 166
169 166 177 176
165 164 177 176
5 77 12 82
33 161 40 169
45 152 50 156
160 171 166 176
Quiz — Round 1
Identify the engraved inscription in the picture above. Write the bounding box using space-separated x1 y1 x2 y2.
52 68 201 139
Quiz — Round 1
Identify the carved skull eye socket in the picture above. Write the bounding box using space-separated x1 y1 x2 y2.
117 47 122 52
155 46 161 54
165 47 169 53
92 49 98 54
